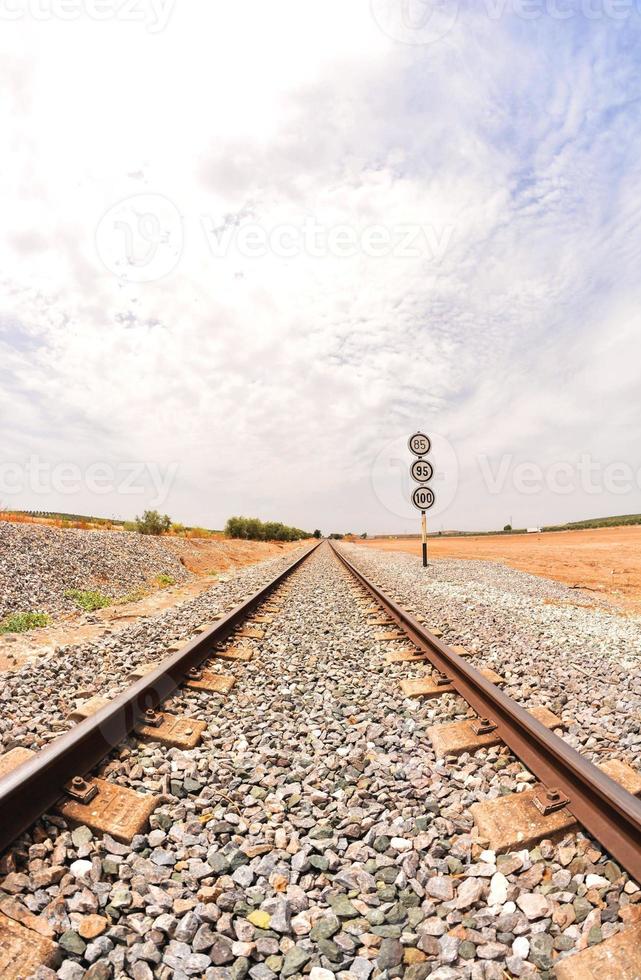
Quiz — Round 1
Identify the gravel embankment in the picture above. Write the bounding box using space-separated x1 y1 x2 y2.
340 543 641 770
1 543 639 979
0 544 311 756
0 522 190 619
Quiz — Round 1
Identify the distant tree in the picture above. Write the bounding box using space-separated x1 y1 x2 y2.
503 524 512 532
360 532 368 539
135 510 172 535
329 533 344 540
225 515 310 542
313 529 322 539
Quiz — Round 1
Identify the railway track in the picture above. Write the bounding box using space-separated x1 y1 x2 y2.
0 540 639 978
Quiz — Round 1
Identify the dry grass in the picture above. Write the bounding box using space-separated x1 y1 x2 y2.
0 512 206 535
0 512 115 531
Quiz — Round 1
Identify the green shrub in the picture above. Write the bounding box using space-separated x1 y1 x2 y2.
65 589 112 611
156 573 176 587
225 516 310 542
0 611 50 634
134 510 172 535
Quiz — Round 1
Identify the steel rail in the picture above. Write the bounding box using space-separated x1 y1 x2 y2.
330 542 641 881
0 541 321 853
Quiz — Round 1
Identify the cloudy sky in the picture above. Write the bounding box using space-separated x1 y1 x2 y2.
1 0 641 533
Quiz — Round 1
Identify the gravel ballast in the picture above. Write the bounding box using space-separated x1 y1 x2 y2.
0 522 191 620
339 543 641 771
0 544 310 756
1 542 640 979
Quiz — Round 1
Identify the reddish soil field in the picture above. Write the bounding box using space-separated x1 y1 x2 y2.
359 526 641 614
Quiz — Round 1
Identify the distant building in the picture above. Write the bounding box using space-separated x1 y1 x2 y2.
527 527 542 533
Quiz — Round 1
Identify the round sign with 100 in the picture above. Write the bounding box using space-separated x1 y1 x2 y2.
412 485 435 511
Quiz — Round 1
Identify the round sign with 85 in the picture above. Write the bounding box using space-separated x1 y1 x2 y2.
408 432 431 456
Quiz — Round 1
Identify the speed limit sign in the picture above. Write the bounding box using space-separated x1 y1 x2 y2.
408 432 431 456
412 485 435 511
410 458 433 483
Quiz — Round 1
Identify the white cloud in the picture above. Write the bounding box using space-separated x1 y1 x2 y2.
1 1 640 530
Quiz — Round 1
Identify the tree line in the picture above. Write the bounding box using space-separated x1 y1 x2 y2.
225 516 310 541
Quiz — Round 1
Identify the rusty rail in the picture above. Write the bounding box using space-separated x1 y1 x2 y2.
0 541 320 853
330 542 641 882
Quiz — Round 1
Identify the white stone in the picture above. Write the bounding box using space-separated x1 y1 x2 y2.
516 893 551 920
69 859 93 877
488 872 509 906
456 877 485 909
274 828 288 849
585 874 609 888
465 862 496 878
480 849 496 864
310 970 335 980
390 837 412 852
503 901 516 913
232 942 255 957
291 911 312 935
512 937 529 959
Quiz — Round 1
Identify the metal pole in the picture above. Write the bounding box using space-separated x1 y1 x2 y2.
421 510 427 567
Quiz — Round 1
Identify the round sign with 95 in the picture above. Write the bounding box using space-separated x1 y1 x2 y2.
410 458 433 484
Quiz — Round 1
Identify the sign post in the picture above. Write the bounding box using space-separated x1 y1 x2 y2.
409 433 435 568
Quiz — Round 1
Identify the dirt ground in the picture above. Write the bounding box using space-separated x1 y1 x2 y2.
359 526 641 615
161 535 303 575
